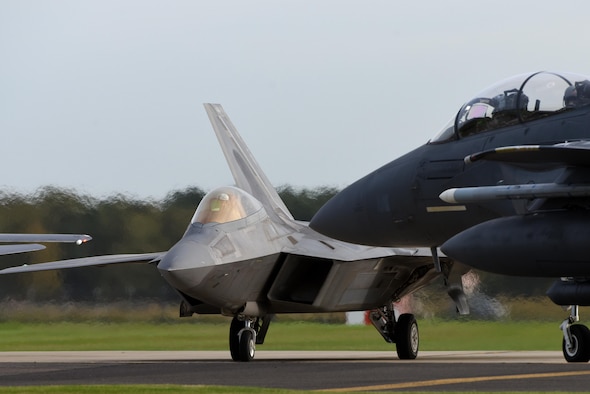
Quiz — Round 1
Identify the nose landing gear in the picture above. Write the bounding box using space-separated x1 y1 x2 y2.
561 305 590 363
229 315 271 362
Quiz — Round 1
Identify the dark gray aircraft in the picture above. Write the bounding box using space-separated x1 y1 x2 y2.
310 71 590 362
0 104 465 361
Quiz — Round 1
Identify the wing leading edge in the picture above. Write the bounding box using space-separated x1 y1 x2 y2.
0 233 91 256
0 252 164 275
0 233 91 244
0 244 45 256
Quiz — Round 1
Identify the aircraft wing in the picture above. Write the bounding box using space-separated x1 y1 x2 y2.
0 233 92 245
286 223 435 261
465 141 590 166
0 244 45 255
441 141 590 204
0 252 164 275
0 234 91 258
203 103 294 221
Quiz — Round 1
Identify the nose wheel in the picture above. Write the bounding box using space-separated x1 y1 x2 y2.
562 324 590 362
229 317 256 361
561 305 590 363
229 315 271 362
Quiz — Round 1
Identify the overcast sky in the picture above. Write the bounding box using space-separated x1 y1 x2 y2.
2 0 590 200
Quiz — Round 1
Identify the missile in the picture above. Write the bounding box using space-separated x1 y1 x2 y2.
439 183 590 204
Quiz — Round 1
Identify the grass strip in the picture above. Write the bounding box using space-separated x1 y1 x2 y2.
0 386 295 394
0 386 577 394
0 320 561 351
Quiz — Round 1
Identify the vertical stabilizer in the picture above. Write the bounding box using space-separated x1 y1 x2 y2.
204 104 294 221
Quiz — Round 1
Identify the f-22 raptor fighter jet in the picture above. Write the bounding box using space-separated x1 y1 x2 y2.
0 104 466 361
310 71 590 362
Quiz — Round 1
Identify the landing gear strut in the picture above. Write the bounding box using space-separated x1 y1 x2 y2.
229 315 271 362
561 305 590 363
368 304 419 359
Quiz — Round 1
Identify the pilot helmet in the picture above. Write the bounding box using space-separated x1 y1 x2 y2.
210 192 230 212
564 85 578 108
576 80 590 104
564 81 590 108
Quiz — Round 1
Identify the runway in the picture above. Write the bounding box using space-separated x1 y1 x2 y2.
1 351 589 391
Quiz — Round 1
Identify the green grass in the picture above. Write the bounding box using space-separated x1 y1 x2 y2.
0 386 295 394
0 298 571 351
0 387 576 394
0 319 562 351
419 319 560 350
0 314 570 394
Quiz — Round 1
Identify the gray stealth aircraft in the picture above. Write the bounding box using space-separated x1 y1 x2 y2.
0 104 465 361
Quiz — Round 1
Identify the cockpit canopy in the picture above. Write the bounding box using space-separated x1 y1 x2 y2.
191 186 264 225
431 71 590 143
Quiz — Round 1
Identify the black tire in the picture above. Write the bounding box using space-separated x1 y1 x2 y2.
395 313 419 360
229 317 244 361
563 324 590 363
238 329 255 362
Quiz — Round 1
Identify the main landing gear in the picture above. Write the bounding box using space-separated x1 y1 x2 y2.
368 304 419 359
229 315 271 361
560 305 590 363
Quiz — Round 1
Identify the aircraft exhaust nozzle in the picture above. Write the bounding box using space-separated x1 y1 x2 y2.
441 211 590 277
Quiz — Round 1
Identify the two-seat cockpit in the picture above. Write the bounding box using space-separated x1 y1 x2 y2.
432 71 590 143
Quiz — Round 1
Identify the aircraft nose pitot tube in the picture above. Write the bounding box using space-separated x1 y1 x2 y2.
157 241 215 292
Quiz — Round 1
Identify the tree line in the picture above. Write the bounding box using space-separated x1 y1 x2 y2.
0 185 339 302
0 185 552 303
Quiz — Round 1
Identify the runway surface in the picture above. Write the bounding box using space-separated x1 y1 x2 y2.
1 351 590 391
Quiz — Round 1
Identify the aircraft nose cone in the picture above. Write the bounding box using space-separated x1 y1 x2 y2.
311 152 422 247
310 181 378 245
157 241 214 292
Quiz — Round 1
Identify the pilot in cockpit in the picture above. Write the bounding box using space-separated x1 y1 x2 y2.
199 191 246 224
564 80 590 108
489 89 528 127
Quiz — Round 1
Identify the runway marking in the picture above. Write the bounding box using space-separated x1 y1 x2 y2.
320 370 590 392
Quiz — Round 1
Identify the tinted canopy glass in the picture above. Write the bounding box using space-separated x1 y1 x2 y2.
431 71 590 143
192 186 264 225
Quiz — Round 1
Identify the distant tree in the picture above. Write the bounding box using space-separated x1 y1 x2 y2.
0 184 554 303
278 185 339 221
160 187 206 243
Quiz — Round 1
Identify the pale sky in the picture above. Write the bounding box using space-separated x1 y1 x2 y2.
2 0 590 200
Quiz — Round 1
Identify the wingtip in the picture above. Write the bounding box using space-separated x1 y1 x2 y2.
76 235 93 245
